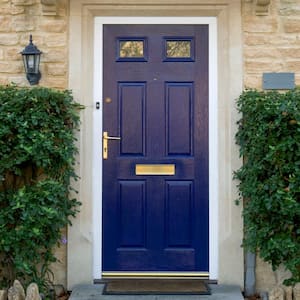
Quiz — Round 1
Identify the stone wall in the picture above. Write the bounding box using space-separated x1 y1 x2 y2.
0 0 68 89
0 0 69 288
243 0 300 89
242 0 300 293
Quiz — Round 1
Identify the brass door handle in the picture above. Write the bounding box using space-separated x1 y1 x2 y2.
103 131 121 159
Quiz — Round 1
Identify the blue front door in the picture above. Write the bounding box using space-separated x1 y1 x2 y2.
102 25 209 273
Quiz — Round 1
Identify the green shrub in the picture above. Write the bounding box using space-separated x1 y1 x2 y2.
0 84 82 291
235 89 300 285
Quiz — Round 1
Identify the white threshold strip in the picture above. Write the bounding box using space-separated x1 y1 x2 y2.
93 16 218 281
102 271 209 279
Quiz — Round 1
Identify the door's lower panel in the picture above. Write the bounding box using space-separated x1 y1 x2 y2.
102 271 209 279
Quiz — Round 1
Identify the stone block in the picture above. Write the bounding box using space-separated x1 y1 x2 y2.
244 34 270 46
5 48 22 60
46 63 67 76
8 75 27 86
25 283 41 300
12 0 36 5
280 0 297 3
244 74 262 89
283 18 300 33
294 283 300 300
245 33 298 47
269 286 284 300
10 6 25 15
0 34 19 46
0 290 7 300
279 48 300 59
13 281 25 299
43 49 67 63
286 60 300 72
245 61 282 73
44 34 67 47
20 34 43 47
0 62 22 73
12 16 36 32
0 16 11 31
8 280 25 300
283 286 292 300
243 17 278 33
40 20 67 33
0 4 24 14
279 7 300 16
279 1 300 16
41 76 67 89
255 256 277 293
0 77 9 85
245 48 280 60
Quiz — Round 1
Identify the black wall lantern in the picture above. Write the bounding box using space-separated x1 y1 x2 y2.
20 35 42 85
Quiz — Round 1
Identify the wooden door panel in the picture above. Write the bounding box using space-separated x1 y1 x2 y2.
103 24 209 272
119 82 146 156
166 82 194 155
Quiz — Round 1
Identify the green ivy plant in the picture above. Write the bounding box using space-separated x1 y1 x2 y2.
235 89 300 286
0 84 82 291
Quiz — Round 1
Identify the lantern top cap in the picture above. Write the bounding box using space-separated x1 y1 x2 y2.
21 35 42 55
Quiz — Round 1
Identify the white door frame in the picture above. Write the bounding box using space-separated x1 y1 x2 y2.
93 16 218 280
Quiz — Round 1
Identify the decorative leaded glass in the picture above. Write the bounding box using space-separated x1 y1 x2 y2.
166 41 191 58
119 41 144 58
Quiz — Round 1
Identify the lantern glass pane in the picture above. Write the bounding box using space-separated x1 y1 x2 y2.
27 55 35 72
22 55 28 73
166 41 191 58
119 41 144 58
34 55 40 74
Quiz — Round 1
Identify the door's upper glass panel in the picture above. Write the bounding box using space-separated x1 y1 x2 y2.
117 38 147 62
120 41 144 58
164 37 195 62
166 41 191 58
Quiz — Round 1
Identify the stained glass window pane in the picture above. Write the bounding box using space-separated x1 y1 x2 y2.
166 41 191 58
120 41 144 58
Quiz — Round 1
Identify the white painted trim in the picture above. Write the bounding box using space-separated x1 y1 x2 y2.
93 21 103 280
208 19 218 281
93 17 218 280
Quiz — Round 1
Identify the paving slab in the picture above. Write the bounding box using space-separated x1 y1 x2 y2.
70 284 243 300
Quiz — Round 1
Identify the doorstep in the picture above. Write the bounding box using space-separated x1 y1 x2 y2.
69 284 243 300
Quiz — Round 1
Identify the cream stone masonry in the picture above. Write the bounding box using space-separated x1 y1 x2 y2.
0 0 68 88
243 0 300 90
242 0 300 293
0 0 69 288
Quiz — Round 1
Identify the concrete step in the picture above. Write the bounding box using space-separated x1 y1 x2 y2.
70 284 244 300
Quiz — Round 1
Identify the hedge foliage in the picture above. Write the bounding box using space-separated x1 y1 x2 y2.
0 85 82 290
235 89 300 285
